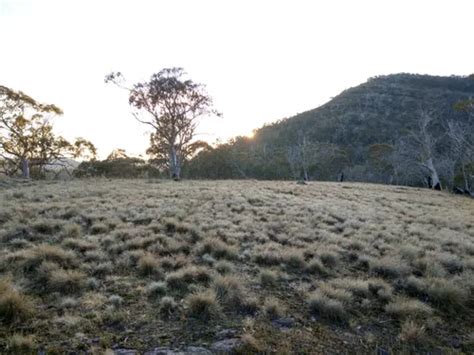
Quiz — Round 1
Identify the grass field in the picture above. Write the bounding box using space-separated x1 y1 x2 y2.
0 179 473 354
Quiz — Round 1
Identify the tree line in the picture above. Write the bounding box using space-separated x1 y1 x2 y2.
1 72 473 195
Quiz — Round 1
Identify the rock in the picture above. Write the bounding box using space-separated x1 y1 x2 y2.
114 349 139 355
184 347 212 354
210 338 243 353
144 347 212 355
272 317 295 329
215 329 238 339
144 348 183 355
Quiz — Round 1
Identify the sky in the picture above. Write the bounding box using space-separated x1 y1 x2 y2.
0 0 473 158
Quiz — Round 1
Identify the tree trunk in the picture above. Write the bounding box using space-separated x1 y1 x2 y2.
21 158 30 179
169 147 180 181
425 158 441 190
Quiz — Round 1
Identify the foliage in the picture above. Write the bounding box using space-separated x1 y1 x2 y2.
105 68 219 180
0 85 96 178
185 74 474 190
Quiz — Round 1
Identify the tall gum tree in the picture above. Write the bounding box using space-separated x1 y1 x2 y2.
105 67 220 180
0 85 97 178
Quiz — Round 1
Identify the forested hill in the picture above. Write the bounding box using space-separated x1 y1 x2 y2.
185 73 474 187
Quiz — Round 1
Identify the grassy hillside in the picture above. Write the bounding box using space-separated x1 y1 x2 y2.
0 179 473 353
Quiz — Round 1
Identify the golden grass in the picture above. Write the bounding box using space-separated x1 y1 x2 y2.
0 179 473 352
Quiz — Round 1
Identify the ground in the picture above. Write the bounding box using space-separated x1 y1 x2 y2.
0 178 473 354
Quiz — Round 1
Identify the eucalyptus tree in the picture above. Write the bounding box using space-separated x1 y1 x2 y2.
105 68 219 180
0 85 96 178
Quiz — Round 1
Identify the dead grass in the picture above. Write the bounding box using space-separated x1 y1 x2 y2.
0 179 472 353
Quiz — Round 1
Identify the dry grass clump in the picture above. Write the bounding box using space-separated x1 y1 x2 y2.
159 296 178 317
319 251 339 268
398 320 426 344
308 290 348 322
215 260 234 274
212 275 246 310
146 281 167 299
185 288 221 320
281 249 307 270
166 266 213 291
385 297 433 320
62 223 82 238
424 278 469 312
259 269 279 287
47 267 87 294
263 297 285 320
90 222 109 235
0 179 473 352
0 279 34 324
369 257 410 278
235 334 264 354
306 259 329 276
197 237 238 260
11 244 77 272
137 254 162 277
6 334 36 354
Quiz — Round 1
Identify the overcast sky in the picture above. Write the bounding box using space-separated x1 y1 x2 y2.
1 0 473 158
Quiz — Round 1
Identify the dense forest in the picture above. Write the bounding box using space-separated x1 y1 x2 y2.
182 74 474 191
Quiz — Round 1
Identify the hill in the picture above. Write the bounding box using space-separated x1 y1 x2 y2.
186 74 474 186
0 180 473 353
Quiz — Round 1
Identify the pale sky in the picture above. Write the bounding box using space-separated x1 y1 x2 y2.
0 0 473 158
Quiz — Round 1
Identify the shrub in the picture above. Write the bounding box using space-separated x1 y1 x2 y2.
186 289 221 320
0 279 34 324
308 291 347 321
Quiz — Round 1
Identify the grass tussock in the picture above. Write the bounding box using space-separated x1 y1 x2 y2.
185 288 221 320
0 279 35 324
0 179 472 353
